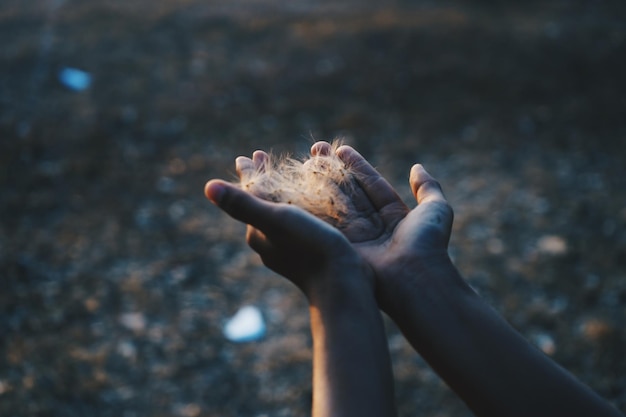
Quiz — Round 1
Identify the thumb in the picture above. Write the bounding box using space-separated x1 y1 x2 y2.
205 179 283 234
409 164 447 205
205 179 340 245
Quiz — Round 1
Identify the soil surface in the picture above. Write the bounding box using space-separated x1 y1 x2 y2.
1 1 626 416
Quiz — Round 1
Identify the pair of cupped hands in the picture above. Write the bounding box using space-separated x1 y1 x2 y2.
204 141 453 310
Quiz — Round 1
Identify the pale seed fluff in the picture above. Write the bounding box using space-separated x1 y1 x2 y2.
239 141 357 227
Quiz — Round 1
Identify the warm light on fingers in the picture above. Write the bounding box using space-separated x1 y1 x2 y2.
252 150 269 167
410 164 447 204
235 156 255 178
205 180 227 204
311 141 332 156
238 140 358 227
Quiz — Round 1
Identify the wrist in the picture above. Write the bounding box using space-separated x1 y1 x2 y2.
306 261 376 312
376 252 468 316
306 263 397 417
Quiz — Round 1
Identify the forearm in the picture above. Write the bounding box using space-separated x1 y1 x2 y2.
384 256 622 417
309 279 397 417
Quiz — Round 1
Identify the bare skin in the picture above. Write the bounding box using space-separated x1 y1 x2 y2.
306 140 623 417
204 154 397 417
205 141 623 417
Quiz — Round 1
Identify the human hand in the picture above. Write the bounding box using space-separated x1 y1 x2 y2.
309 141 454 312
206 153 398 417
204 151 375 301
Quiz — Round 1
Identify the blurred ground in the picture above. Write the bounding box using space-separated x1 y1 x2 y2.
1 0 626 416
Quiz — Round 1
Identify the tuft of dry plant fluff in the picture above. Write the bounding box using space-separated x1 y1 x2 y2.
239 141 358 227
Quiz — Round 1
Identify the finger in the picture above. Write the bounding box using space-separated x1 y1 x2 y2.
235 156 255 180
409 164 447 205
336 145 408 218
246 225 274 257
304 142 333 175
205 179 285 233
311 141 332 156
205 179 338 244
252 150 269 170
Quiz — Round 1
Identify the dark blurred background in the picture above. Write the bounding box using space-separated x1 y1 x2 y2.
1 0 626 416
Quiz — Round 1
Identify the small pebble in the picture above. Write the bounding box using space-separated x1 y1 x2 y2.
58 67 92 91
223 306 266 343
537 235 568 256
119 312 146 332
580 318 612 341
532 332 557 356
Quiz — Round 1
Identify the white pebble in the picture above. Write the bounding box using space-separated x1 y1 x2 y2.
119 312 146 332
223 306 266 343
532 332 556 356
537 235 568 256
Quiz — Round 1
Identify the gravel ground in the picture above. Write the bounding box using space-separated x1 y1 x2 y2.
1 1 626 416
